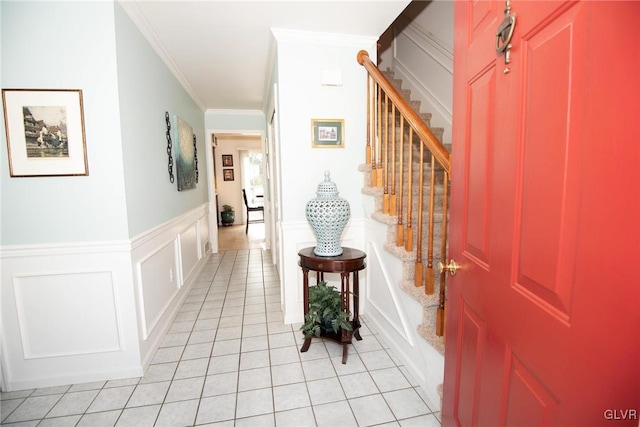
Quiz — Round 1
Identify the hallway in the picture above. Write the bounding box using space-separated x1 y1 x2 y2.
217 224 265 251
0 247 441 426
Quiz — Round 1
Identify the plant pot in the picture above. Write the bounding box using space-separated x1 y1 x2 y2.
220 211 235 226
321 316 334 334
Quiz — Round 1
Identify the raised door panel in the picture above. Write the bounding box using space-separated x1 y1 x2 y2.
463 67 495 267
511 2 588 322
502 356 559 426
452 301 486 426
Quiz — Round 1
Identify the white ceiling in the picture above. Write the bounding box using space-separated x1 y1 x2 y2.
118 1 410 111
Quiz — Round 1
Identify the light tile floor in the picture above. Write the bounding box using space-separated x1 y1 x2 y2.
1 249 442 426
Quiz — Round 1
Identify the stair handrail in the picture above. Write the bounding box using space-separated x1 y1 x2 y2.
358 49 450 338
357 50 451 174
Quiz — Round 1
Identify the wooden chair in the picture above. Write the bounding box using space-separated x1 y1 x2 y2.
242 189 264 234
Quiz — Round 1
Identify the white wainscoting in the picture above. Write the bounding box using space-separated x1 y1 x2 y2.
135 241 179 341
179 223 200 285
0 242 141 391
0 204 213 391
363 244 415 348
131 204 212 368
198 214 211 255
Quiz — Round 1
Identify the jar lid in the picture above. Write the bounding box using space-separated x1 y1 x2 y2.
316 170 338 198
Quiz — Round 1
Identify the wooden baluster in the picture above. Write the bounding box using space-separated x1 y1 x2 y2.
380 90 387 189
389 104 397 216
366 75 372 166
405 131 413 252
383 92 389 214
415 140 425 287
436 171 449 337
371 81 378 186
426 154 436 294
396 116 405 247
374 85 382 187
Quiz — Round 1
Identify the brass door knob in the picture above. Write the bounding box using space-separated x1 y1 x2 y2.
438 259 459 276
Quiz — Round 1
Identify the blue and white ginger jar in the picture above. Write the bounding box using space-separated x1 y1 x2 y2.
305 171 350 257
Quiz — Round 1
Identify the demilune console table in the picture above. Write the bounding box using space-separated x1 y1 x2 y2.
298 247 366 364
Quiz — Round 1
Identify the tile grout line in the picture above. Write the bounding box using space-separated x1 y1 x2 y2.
166 253 219 426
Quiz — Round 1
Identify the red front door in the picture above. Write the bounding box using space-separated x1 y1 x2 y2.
443 1 640 425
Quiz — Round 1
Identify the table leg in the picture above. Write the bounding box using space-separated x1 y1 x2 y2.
353 271 362 341
302 267 309 316
340 272 349 314
341 272 351 364
301 267 312 353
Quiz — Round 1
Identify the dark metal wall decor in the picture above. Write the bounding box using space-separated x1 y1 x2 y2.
165 111 174 183
193 134 199 183
166 112 198 190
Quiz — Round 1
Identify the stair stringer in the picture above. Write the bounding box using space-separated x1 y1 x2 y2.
360 189 444 413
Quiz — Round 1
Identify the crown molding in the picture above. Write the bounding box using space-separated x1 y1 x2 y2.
117 1 206 112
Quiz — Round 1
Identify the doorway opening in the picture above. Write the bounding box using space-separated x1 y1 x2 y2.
239 150 264 209
208 133 266 252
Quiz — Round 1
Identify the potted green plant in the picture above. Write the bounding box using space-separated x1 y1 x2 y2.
220 204 235 226
301 281 353 338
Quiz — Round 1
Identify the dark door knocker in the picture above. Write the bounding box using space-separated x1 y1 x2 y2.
496 0 517 73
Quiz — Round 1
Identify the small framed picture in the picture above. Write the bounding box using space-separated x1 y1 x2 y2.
223 168 234 181
222 154 233 167
311 119 344 148
2 88 89 177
